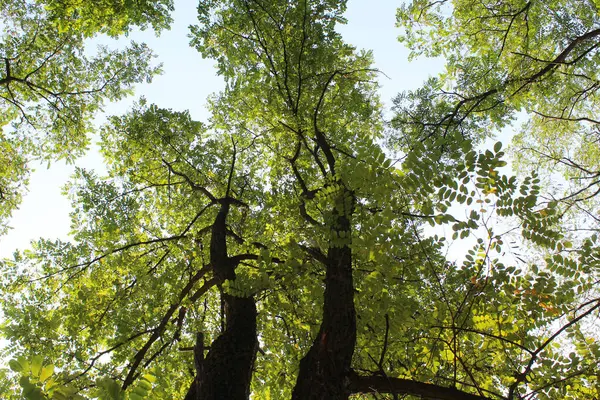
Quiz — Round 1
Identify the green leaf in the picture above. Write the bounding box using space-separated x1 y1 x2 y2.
8 359 23 372
30 355 43 377
39 364 54 382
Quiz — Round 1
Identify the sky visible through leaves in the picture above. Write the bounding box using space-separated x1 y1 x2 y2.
0 0 443 260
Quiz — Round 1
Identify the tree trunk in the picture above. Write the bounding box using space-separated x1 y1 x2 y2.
185 294 258 400
185 198 258 400
292 205 356 400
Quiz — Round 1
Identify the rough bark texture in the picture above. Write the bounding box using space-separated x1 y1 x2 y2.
210 201 235 282
185 294 258 400
185 198 258 400
292 203 356 400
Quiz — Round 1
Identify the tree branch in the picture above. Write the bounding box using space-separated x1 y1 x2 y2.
122 264 213 390
348 373 497 400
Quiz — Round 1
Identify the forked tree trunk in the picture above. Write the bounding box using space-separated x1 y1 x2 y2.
185 199 258 400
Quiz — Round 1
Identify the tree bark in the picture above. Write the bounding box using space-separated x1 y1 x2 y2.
185 294 257 400
292 199 356 400
185 198 258 400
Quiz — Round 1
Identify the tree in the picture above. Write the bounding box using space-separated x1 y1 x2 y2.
1 0 599 399
395 0 600 230
0 0 169 233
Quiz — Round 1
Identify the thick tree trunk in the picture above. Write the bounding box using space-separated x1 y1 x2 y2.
292 207 356 400
185 199 258 400
185 294 258 400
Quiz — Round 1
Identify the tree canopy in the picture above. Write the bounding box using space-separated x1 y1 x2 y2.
1 0 599 400
0 0 167 233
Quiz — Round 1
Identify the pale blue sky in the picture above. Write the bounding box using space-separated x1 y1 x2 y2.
0 0 444 258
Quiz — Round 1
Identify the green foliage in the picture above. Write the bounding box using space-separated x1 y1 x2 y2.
393 1 600 396
5 354 80 400
4 354 158 399
0 0 166 233
395 0 600 230
0 0 599 399
42 0 174 37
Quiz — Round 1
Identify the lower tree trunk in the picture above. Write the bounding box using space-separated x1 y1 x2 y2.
185 199 258 400
185 294 258 400
292 209 356 400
